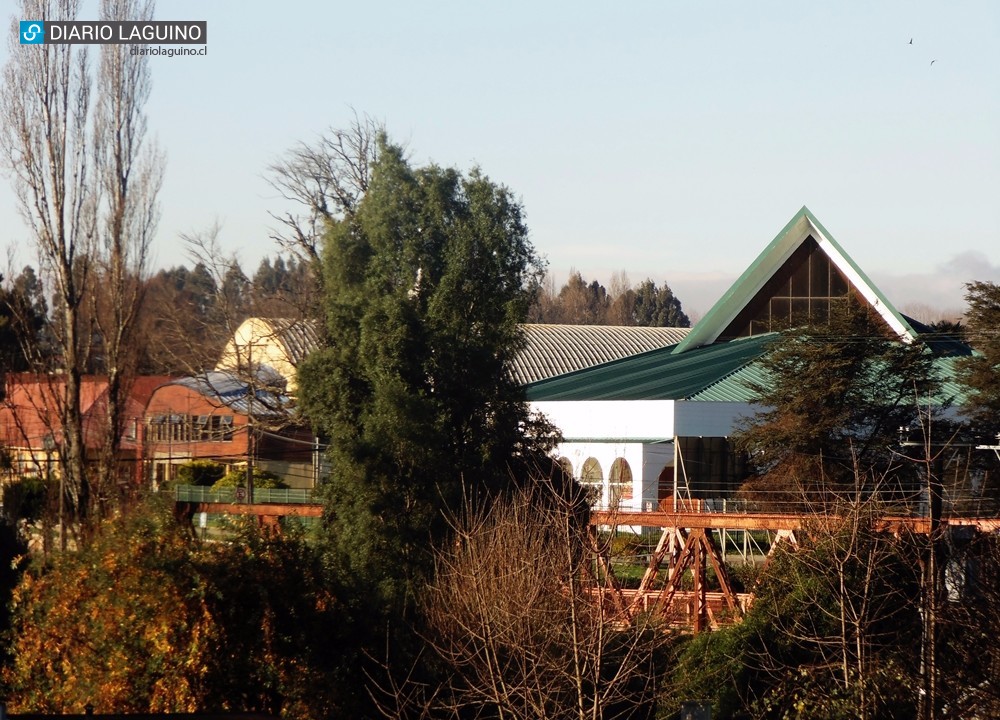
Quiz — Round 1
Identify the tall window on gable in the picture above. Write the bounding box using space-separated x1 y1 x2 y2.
721 236 853 339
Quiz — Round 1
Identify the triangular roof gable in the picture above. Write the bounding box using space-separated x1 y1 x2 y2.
674 206 917 353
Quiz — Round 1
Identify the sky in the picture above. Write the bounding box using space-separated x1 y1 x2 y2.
1 1 998 320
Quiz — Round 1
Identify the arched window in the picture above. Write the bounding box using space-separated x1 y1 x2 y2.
581 457 603 506
609 458 633 508
557 457 574 479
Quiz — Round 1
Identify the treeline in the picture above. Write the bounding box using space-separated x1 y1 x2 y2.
530 270 691 327
2 259 692 380
0 254 315 377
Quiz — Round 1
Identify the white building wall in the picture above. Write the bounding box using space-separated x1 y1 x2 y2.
550 441 677 512
531 400 675 441
673 400 757 437
532 399 677 511
553 441 645 511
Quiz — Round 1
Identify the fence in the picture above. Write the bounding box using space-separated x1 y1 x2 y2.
173 484 316 505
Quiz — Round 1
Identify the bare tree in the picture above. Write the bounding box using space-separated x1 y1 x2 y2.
90 0 163 516
395 485 666 720
265 112 383 299
1 0 97 522
937 530 1000 718
606 270 636 326
743 476 923 720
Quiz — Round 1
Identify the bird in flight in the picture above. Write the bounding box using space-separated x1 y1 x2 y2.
930 59 936 66
909 38 913 44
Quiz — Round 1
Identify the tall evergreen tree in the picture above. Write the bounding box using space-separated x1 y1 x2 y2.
298 136 555 611
632 278 690 327
959 281 1000 441
0 267 48 371
734 300 940 505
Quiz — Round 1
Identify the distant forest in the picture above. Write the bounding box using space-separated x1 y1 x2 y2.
1 259 692 377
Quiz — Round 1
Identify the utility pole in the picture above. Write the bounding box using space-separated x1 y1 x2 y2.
312 435 320 487
900 424 942 720
920 455 942 720
245 341 257 504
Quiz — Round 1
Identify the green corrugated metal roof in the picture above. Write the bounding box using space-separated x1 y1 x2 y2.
931 355 973 407
686 361 769 402
528 330 973 405
525 333 777 401
686 344 972 405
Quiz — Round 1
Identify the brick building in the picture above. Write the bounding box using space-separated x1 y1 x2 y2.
144 370 319 489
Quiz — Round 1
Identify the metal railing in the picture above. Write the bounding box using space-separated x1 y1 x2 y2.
591 490 999 519
173 484 316 505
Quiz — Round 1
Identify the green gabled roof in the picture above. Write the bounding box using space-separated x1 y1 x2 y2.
674 206 918 354
686 361 769 402
928 355 973 407
685 343 972 405
525 333 776 401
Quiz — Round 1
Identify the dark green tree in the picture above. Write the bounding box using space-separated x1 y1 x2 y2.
937 532 1000 718
249 255 314 317
298 136 555 609
530 272 690 327
734 300 940 505
219 262 250 323
663 505 921 720
0 267 49 371
958 281 1000 441
252 256 288 296
631 278 690 327
297 137 560 717
925 319 965 342
173 460 226 487
0 519 27 670
11 265 47 321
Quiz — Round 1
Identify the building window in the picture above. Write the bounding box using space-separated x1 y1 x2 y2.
581 457 603 507
218 415 234 441
194 415 210 441
676 436 748 499
609 458 633 508
147 413 235 443
722 236 855 339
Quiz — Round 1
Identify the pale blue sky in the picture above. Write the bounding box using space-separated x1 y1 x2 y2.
2 1 999 318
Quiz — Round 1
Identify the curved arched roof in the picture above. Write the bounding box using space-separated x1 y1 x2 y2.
514 324 689 385
221 318 689 388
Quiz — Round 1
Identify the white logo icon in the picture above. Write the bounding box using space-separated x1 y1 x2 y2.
22 23 42 42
